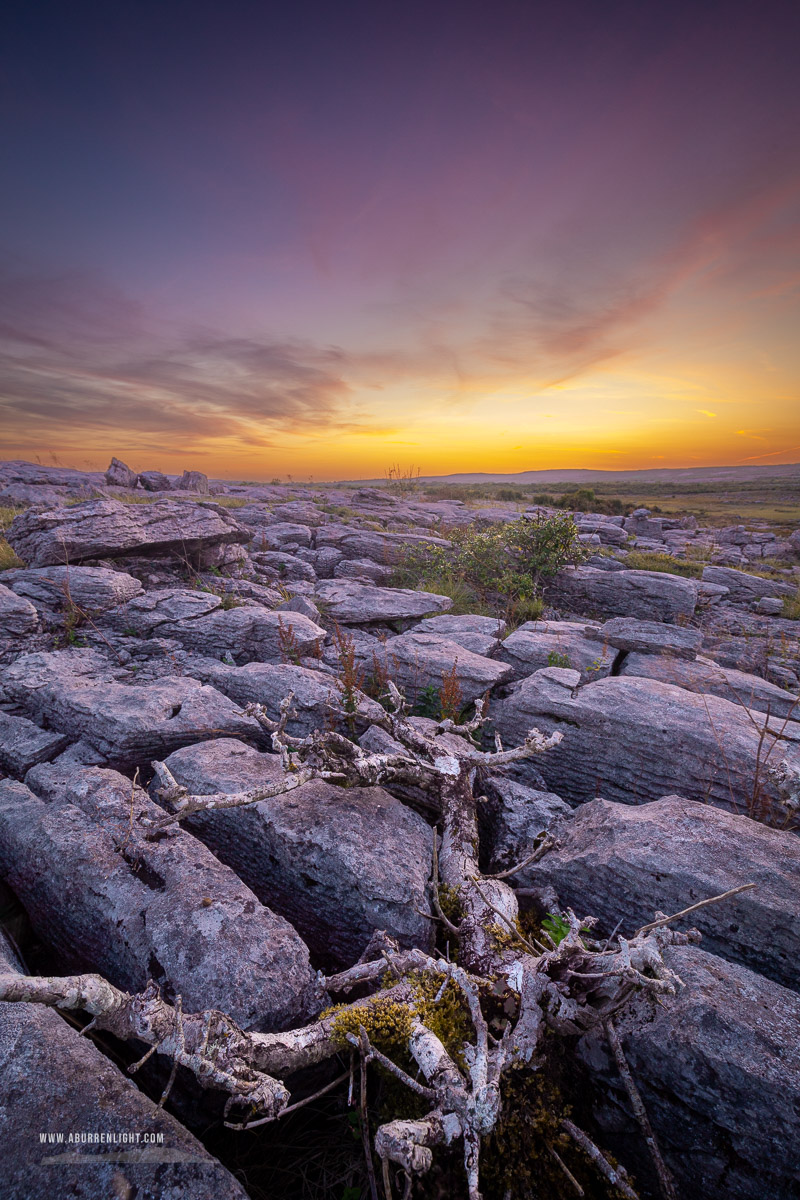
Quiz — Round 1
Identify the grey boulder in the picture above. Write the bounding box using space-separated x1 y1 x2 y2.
371 630 513 705
104 456 138 489
492 667 800 815
702 565 796 604
0 711 70 777
160 739 435 969
175 469 209 494
619 651 800 719
315 579 452 623
138 468 172 491
498 620 615 681
108 590 326 664
584 616 704 659
478 776 570 874
577 945 800 1200
3 765 318 1031
1 649 263 767
6 498 250 566
545 565 697 622
0 583 38 637
183 657 385 736
0 929 247 1200
532 795 800 990
2 565 142 617
413 613 507 657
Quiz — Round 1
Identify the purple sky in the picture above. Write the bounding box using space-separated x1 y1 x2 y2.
1 0 799 478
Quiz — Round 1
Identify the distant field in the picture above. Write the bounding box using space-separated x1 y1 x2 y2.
614 494 800 526
413 477 800 530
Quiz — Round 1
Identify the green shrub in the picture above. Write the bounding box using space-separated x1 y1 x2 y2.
546 650 572 669
393 513 586 620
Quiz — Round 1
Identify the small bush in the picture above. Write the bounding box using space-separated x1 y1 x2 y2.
552 487 630 515
277 616 303 665
505 594 545 627
385 464 421 495
331 623 365 732
393 513 587 618
439 660 463 722
546 650 572 669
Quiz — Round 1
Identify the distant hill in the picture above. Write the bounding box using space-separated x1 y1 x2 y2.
341 463 800 486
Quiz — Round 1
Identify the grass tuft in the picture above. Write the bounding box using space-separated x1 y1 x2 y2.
782 590 800 621
623 551 703 578
0 538 23 571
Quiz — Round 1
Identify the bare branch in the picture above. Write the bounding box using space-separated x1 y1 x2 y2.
605 1019 677 1200
561 1119 640 1200
634 883 756 937
486 834 554 880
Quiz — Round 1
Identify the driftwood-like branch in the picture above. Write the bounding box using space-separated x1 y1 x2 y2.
634 883 756 937
561 1119 640 1200
0 677 748 1199
486 833 554 879
0 973 290 1120
605 1019 677 1200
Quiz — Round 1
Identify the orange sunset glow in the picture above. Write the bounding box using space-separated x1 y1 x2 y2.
1 1 799 479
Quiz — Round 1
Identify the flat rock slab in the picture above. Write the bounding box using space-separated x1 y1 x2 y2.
0 711 70 776
6 498 251 566
573 517 629 545
1 649 262 767
492 667 800 815
0 931 247 1200
183 657 385 735
371 630 513 705
2 565 142 616
703 565 796 603
0 583 38 637
412 613 506 656
585 616 704 659
3 766 318 1030
545 565 698 622
498 621 615 681
620 651 800 719
533 795 800 990
107 589 327 664
107 587 224 634
160 740 435 969
415 613 507 638
334 530 451 565
334 557 394 584
578 946 800 1200
314 579 452 623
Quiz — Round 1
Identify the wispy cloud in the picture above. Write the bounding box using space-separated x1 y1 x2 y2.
0 265 363 454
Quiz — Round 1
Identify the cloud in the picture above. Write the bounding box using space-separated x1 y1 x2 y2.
0 265 362 453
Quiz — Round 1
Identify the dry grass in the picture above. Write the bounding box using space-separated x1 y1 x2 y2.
200 496 250 508
0 505 24 530
623 551 704 578
0 538 23 571
782 589 800 621
0 507 24 569
439 661 464 723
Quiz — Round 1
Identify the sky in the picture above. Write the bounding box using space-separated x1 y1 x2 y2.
1 0 799 481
